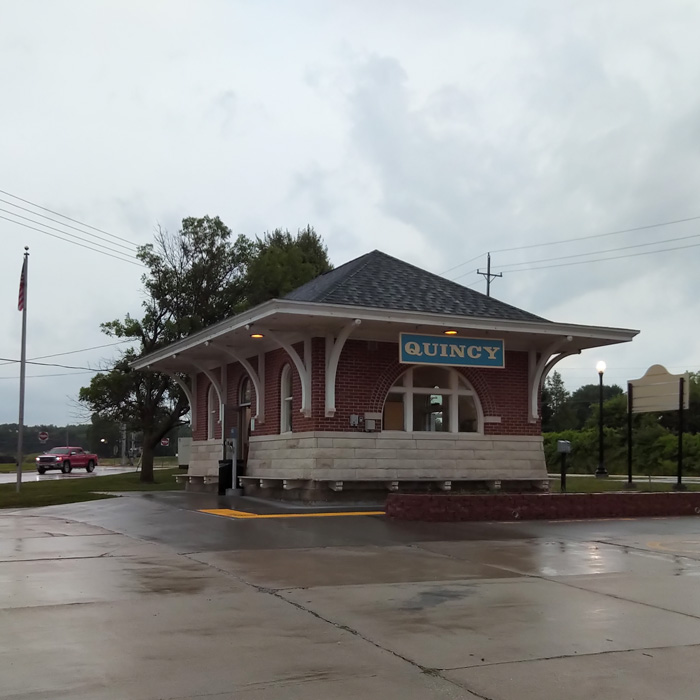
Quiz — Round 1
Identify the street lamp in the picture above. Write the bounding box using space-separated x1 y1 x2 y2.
595 361 608 478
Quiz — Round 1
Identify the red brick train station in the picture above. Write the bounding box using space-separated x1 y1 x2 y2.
133 250 638 500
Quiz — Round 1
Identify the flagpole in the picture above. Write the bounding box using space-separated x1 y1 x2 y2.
16 247 29 493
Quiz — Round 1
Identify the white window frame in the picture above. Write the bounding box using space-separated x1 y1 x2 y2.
280 365 293 434
382 366 483 433
239 376 252 408
207 383 218 440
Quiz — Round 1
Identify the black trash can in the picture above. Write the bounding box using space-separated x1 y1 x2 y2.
218 459 233 495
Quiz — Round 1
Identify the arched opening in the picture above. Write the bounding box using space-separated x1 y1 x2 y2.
280 365 293 433
382 366 482 433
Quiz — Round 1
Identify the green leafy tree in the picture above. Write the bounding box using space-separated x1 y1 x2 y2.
244 226 332 307
542 371 576 431
85 415 122 458
586 392 628 430
657 371 700 434
80 217 331 482
565 383 624 430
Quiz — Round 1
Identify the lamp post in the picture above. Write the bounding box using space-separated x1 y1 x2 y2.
595 361 608 478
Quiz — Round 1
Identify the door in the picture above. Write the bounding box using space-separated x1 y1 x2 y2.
238 378 253 474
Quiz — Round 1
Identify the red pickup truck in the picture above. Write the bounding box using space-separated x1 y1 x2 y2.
35 446 98 474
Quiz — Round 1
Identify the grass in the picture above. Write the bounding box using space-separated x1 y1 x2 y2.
0 467 184 509
551 477 700 493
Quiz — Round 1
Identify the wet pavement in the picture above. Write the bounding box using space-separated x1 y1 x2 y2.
0 465 140 484
2 493 700 699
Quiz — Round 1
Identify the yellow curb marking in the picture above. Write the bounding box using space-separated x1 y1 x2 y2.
200 508 385 520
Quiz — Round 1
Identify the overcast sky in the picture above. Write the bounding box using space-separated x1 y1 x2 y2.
2 0 700 426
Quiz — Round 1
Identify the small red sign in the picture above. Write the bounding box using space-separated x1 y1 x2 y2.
38 431 49 443
160 438 170 447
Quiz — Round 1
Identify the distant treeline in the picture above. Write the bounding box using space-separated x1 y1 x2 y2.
0 421 190 461
542 371 700 475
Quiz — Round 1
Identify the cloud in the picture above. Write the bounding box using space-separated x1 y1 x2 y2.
2 0 700 423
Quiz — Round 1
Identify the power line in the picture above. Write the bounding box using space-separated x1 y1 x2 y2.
0 340 134 368
490 213 700 254
0 370 97 380
440 252 486 275
0 188 139 246
0 214 143 267
0 357 98 371
0 198 137 254
0 208 139 259
502 240 700 273
462 276 483 288
451 267 479 282
30 339 134 361
492 231 700 272
444 212 700 276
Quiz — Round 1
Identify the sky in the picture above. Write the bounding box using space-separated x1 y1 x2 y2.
2 0 700 426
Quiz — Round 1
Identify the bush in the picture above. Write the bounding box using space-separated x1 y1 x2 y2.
544 425 700 476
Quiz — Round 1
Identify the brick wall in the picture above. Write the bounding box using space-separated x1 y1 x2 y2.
386 492 700 522
193 369 222 441
194 338 539 440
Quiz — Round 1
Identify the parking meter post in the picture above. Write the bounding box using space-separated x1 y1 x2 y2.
556 440 571 493
560 452 566 493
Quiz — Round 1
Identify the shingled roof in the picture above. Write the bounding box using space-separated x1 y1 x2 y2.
284 250 549 323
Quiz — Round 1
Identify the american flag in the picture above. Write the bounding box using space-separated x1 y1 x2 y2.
18 257 27 312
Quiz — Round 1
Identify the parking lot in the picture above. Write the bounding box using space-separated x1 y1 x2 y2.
2 492 700 699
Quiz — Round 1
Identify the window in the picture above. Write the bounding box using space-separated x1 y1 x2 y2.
381 367 481 433
280 365 293 433
207 384 218 440
239 377 251 407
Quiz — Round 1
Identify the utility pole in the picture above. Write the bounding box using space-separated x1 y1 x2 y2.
120 423 126 465
476 252 502 297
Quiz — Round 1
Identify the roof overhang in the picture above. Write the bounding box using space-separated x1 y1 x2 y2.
131 299 639 373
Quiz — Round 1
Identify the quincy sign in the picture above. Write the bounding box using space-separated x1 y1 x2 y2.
399 333 504 368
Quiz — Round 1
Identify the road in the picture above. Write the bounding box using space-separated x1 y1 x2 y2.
0 465 160 485
2 492 700 699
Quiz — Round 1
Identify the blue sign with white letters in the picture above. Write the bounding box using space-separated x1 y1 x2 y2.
399 333 505 368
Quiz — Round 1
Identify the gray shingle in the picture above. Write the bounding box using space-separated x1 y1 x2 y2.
284 250 549 322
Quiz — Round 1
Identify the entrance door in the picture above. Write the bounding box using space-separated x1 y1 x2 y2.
238 378 252 473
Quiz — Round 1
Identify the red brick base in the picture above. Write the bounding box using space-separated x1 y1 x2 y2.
386 492 700 522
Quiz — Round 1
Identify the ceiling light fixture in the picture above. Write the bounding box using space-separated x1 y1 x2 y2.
444 330 458 335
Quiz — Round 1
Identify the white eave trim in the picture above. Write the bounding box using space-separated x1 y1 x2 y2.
131 298 639 370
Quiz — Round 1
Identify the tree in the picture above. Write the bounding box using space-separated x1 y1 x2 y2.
244 226 332 307
85 415 122 458
657 371 700 434
585 392 628 430
79 217 331 482
542 371 575 432
566 383 624 430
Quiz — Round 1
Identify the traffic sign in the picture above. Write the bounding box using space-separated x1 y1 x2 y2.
38 431 49 443
160 438 170 447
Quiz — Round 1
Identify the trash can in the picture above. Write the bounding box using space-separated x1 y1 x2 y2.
218 459 233 496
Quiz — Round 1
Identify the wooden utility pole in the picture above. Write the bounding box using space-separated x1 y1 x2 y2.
477 252 502 297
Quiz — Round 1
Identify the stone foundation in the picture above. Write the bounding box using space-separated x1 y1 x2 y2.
187 439 222 477
246 431 547 481
187 431 548 498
